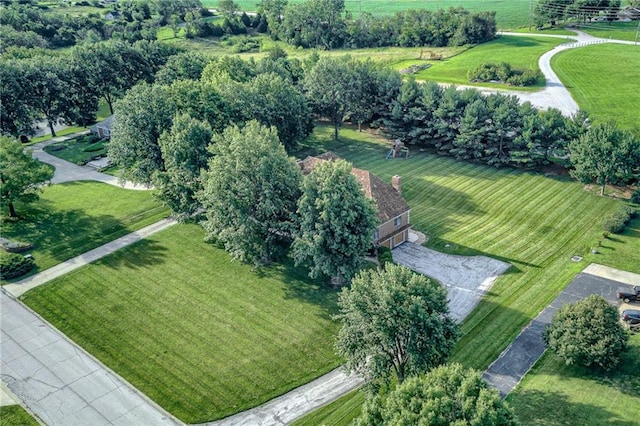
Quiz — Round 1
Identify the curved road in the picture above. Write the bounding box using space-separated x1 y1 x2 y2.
447 30 639 117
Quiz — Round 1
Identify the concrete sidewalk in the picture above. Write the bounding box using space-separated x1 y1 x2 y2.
1 292 182 426
483 264 636 396
4 218 177 298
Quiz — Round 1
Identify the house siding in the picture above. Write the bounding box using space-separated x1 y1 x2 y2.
376 211 411 249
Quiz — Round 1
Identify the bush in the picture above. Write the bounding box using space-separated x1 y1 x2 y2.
468 62 540 86
602 205 637 233
631 189 640 204
543 295 628 370
82 142 105 152
377 246 393 268
0 252 35 280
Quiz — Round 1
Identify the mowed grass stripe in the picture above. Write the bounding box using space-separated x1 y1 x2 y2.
23 223 341 423
552 44 640 130
303 126 627 370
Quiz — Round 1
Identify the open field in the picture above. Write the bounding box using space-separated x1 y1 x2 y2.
293 125 640 423
204 0 533 29
413 34 566 89
22 223 342 423
552 43 640 131
507 333 640 425
0 405 39 426
1 182 169 279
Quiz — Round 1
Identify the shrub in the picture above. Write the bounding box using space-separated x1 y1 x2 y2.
0 252 35 280
83 142 105 152
544 295 628 370
602 205 637 233
377 246 393 268
631 189 640 204
468 62 540 86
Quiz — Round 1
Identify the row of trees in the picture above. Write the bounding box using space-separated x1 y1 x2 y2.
0 39 179 137
535 0 623 27
257 0 497 49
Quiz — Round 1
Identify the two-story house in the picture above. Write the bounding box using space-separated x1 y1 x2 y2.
298 152 411 249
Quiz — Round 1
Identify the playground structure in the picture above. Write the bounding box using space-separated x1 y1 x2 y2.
386 139 410 159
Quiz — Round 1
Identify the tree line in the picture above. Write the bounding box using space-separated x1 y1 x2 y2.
535 0 623 27
256 0 497 49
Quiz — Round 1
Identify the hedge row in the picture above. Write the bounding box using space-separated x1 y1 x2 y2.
0 252 34 280
602 205 638 234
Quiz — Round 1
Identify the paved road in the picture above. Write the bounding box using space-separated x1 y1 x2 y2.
483 264 640 396
444 30 639 116
31 136 148 190
1 292 182 426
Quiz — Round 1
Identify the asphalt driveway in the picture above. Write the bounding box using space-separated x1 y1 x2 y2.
483 264 640 396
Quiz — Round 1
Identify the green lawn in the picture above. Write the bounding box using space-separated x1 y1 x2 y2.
577 21 639 42
507 333 640 425
30 126 88 144
552 43 640 131
204 0 533 29
293 125 640 424
44 133 107 165
290 389 364 426
414 35 566 89
22 223 342 423
0 405 39 426
1 182 169 279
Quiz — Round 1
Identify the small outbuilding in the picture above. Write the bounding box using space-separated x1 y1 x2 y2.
90 115 114 139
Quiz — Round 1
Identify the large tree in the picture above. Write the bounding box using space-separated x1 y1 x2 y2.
335 264 459 385
154 113 212 217
569 122 640 196
199 121 302 265
293 159 377 285
544 294 629 370
108 83 176 185
356 364 519 426
0 137 53 218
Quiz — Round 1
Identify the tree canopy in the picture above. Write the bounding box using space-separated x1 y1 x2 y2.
293 159 377 285
199 120 302 266
335 264 459 385
569 122 640 196
0 137 54 218
543 294 629 370
356 363 519 426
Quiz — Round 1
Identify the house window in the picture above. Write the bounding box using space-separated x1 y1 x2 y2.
394 216 402 227
373 229 380 241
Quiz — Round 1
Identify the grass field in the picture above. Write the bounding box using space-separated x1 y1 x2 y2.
293 125 640 424
0 405 39 426
413 35 566 89
1 182 169 279
203 0 533 29
44 134 107 165
507 333 640 425
290 389 364 426
552 43 640 131
22 223 342 423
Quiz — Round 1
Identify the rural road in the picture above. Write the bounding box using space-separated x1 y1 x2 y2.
447 30 639 116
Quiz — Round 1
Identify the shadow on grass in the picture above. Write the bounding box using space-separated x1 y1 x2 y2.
99 238 169 270
507 389 637 426
254 257 341 318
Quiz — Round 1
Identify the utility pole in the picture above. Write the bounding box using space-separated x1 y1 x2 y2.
529 0 535 32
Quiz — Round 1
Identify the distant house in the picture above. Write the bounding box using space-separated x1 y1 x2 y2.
618 6 640 20
298 152 411 249
104 11 121 21
90 115 114 139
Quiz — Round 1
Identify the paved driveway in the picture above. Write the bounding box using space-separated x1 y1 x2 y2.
483 264 640 396
392 243 510 322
